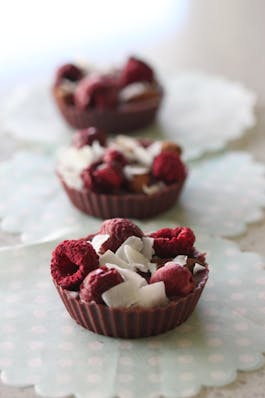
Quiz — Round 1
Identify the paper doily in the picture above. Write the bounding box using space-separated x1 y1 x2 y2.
159 72 256 160
0 151 264 244
0 235 264 398
1 72 256 160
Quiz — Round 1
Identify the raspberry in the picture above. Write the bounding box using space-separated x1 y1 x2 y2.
72 127 107 148
149 227 195 258
75 75 119 109
152 151 187 185
50 239 99 290
150 262 195 297
119 57 154 87
81 162 99 191
80 266 123 304
103 149 128 166
55 63 83 85
99 218 144 253
81 162 123 193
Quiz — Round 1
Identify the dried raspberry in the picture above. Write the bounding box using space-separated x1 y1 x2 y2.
81 162 99 191
80 266 123 304
99 218 144 253
119 57 154 87
103 149 128 166
81 162 124 193
51 239 99 290
55 63 83 85
75 75 119 110
94 164 124 192
72 127 107 148
149 227 195 258
152 152 187 185
150 262 195 297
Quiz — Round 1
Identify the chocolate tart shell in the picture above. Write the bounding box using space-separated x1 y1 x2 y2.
54 268 209 338
59 174 186 220
53 86 163 134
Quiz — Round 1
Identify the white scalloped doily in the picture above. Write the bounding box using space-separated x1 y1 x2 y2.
1 82 72 145
1 72 256 160
159 72 256 160
0 235 265 398
0 151 264 244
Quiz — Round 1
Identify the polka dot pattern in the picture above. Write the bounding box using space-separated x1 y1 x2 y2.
0 230 265 398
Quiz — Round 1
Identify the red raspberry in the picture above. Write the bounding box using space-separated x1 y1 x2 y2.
55 63 83 85
119 57 154 87
150 227 195 258
152 151 187 185
50 239 99 290
79 266 123 304
103 149 128 166
150 262 195 297
99 218 144 253
81 162 124 193
72 127 107 148
75 75 119 110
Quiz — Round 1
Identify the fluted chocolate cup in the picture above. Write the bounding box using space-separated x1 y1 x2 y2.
58 174 186 220
54 268 208 339
53 87 163 134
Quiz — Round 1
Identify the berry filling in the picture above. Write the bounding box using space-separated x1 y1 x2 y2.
152 151 187 185
51 219 208 309
119 57 155 87
80 266 124 304
54 56 160 108
149 227 195 258
51 239 99 290
57 134 187 195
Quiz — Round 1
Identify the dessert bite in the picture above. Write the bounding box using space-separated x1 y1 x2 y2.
51 218 209 338
53 56 163 133
56 130 187 219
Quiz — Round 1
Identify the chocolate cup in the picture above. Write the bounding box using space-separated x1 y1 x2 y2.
59 174 186 220
53 86 163 134
54 268 209 339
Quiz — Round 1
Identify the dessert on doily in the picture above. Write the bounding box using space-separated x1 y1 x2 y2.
56 128 187 219
52 56 163 133
51 218 209 338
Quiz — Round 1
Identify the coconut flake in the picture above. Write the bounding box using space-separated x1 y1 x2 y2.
105 264 147 287
123 245 150 272
99 250 128 268
173 255 188 266
91 234 109 252
142 182 165 196
102 280 139 308
147 141 162 158
56 144 104 189
123 165 149 180
115 236 143 259
119 82 149 102
133 282 169 308
132 145 153 167
141 237 154 260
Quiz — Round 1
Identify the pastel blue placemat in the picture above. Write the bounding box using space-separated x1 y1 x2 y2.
0 233 264 398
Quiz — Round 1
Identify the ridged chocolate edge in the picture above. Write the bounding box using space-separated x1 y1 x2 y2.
54 269 209 339
59 175 185 220
53 86 163 133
